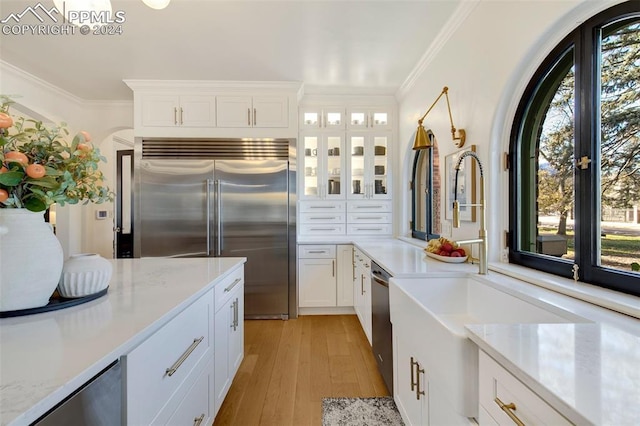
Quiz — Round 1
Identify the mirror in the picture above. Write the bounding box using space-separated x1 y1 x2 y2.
411 129 441 240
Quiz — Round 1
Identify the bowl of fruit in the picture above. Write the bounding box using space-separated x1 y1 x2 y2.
424 237 468 263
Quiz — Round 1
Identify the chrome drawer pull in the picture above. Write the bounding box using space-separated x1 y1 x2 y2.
355 216 383 220
495 397 525 426
224 278 242 293
165 336 204 377
194 413 205 426
307 250 328 254
309 205 337 209
310 216 337 220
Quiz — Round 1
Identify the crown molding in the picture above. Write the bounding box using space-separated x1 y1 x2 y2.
395 0 481 102
123 79 303 93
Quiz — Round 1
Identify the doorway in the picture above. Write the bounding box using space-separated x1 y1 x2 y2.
115 149 134 258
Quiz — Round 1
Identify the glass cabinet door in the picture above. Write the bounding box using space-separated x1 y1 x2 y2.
300 107 345 130
347 107 392 130
349 135 366 198
324 135 344 198
348 133 390 199
302 135 320 197
371 135 389 198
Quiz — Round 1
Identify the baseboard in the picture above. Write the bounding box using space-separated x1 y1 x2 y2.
298 306 356 315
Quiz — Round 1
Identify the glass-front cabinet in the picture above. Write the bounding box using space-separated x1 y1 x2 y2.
347 107 393 131
301 133 345 199
347 132 390 199
299 107 346 131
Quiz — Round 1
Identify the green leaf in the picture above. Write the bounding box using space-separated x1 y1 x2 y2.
632 262 640 272
24 197 47 212
0 171 23 185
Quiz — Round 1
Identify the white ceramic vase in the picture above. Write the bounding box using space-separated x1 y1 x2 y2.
58 253 112 298
0 209 64 311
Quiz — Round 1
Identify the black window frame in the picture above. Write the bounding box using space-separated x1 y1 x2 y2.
509 1 640 297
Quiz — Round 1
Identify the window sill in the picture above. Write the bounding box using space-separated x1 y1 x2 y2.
489 262 640 320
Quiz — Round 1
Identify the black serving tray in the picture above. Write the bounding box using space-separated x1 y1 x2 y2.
0 287 108 318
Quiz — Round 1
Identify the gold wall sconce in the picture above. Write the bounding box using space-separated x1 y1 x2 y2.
412 86 466 150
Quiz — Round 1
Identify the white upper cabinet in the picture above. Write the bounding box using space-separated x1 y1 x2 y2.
347 106 393 130
141 94 216 128
124 80 300 138
299 106 346 130
217 95 289 128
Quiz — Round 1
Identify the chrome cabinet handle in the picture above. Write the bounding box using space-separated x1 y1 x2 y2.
247 108 251 126
495 398 525 426
360 274 364 295
194 414 205 426
224 277 242 293
166 336 204 377
174 107 178 125
253 108 256 126
179 107 184 125
332 260 335 277
234 298 239 330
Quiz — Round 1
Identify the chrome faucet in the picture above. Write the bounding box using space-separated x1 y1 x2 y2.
452 151 488 275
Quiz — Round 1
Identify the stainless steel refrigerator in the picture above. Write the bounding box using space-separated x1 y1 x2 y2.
134 138 296 319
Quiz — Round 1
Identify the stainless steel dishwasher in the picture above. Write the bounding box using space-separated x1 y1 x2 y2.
371 261 393 394
35 360 121 425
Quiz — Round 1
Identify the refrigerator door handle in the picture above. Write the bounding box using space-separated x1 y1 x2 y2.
206 179 212 256
215 179 222 256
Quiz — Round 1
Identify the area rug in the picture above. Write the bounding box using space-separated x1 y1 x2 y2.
322 397 404 426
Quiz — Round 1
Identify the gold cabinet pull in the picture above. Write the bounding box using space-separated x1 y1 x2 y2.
194 413 205 426
165 336 204 377
495 397 525 426
410 357 418 391
224 278 242 293
415 364 425 400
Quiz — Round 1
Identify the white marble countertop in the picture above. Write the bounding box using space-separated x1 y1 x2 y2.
466 322 640 425
354 238 477 277
0 257 246 426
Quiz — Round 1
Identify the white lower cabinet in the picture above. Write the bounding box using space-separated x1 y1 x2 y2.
124 265 245 425
214 269 245 414
478 350 571 425
394 330 428 425
353 247 371 344
124 289 213 425
298 244 354 309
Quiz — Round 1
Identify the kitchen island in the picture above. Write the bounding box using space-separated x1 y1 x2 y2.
0 257 246 426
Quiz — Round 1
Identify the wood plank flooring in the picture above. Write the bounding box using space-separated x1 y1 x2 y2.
213 315 390 426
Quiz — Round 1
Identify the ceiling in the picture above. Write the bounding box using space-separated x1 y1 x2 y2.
0 0 461 101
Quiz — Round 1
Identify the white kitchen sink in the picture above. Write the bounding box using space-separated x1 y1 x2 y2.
389 275 588 418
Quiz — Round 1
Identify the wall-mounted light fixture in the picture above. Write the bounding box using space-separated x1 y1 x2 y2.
412 86 466 150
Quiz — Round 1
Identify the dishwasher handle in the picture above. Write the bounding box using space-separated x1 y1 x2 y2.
371 272 389 287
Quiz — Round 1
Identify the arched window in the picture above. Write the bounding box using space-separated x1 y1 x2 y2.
509 2 640 296
411 130 441 240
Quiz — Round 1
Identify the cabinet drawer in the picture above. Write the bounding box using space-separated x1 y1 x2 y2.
347 223 392 235
299 224 346 236
347 212 391 224
299 201 346 213
300 212 345 224
479 351 571 425
125 293 212 426
165 359 211 426
298 244 336 259
347 200 392 212
214 266 244 312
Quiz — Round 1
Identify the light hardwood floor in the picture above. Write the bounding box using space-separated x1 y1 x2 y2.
213 315 390 426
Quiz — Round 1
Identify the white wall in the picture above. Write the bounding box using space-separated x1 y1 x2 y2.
395 0 624 262
0 60 133 259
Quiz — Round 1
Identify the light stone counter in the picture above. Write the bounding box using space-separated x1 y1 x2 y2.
0 257 246 426
466 322 640 425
